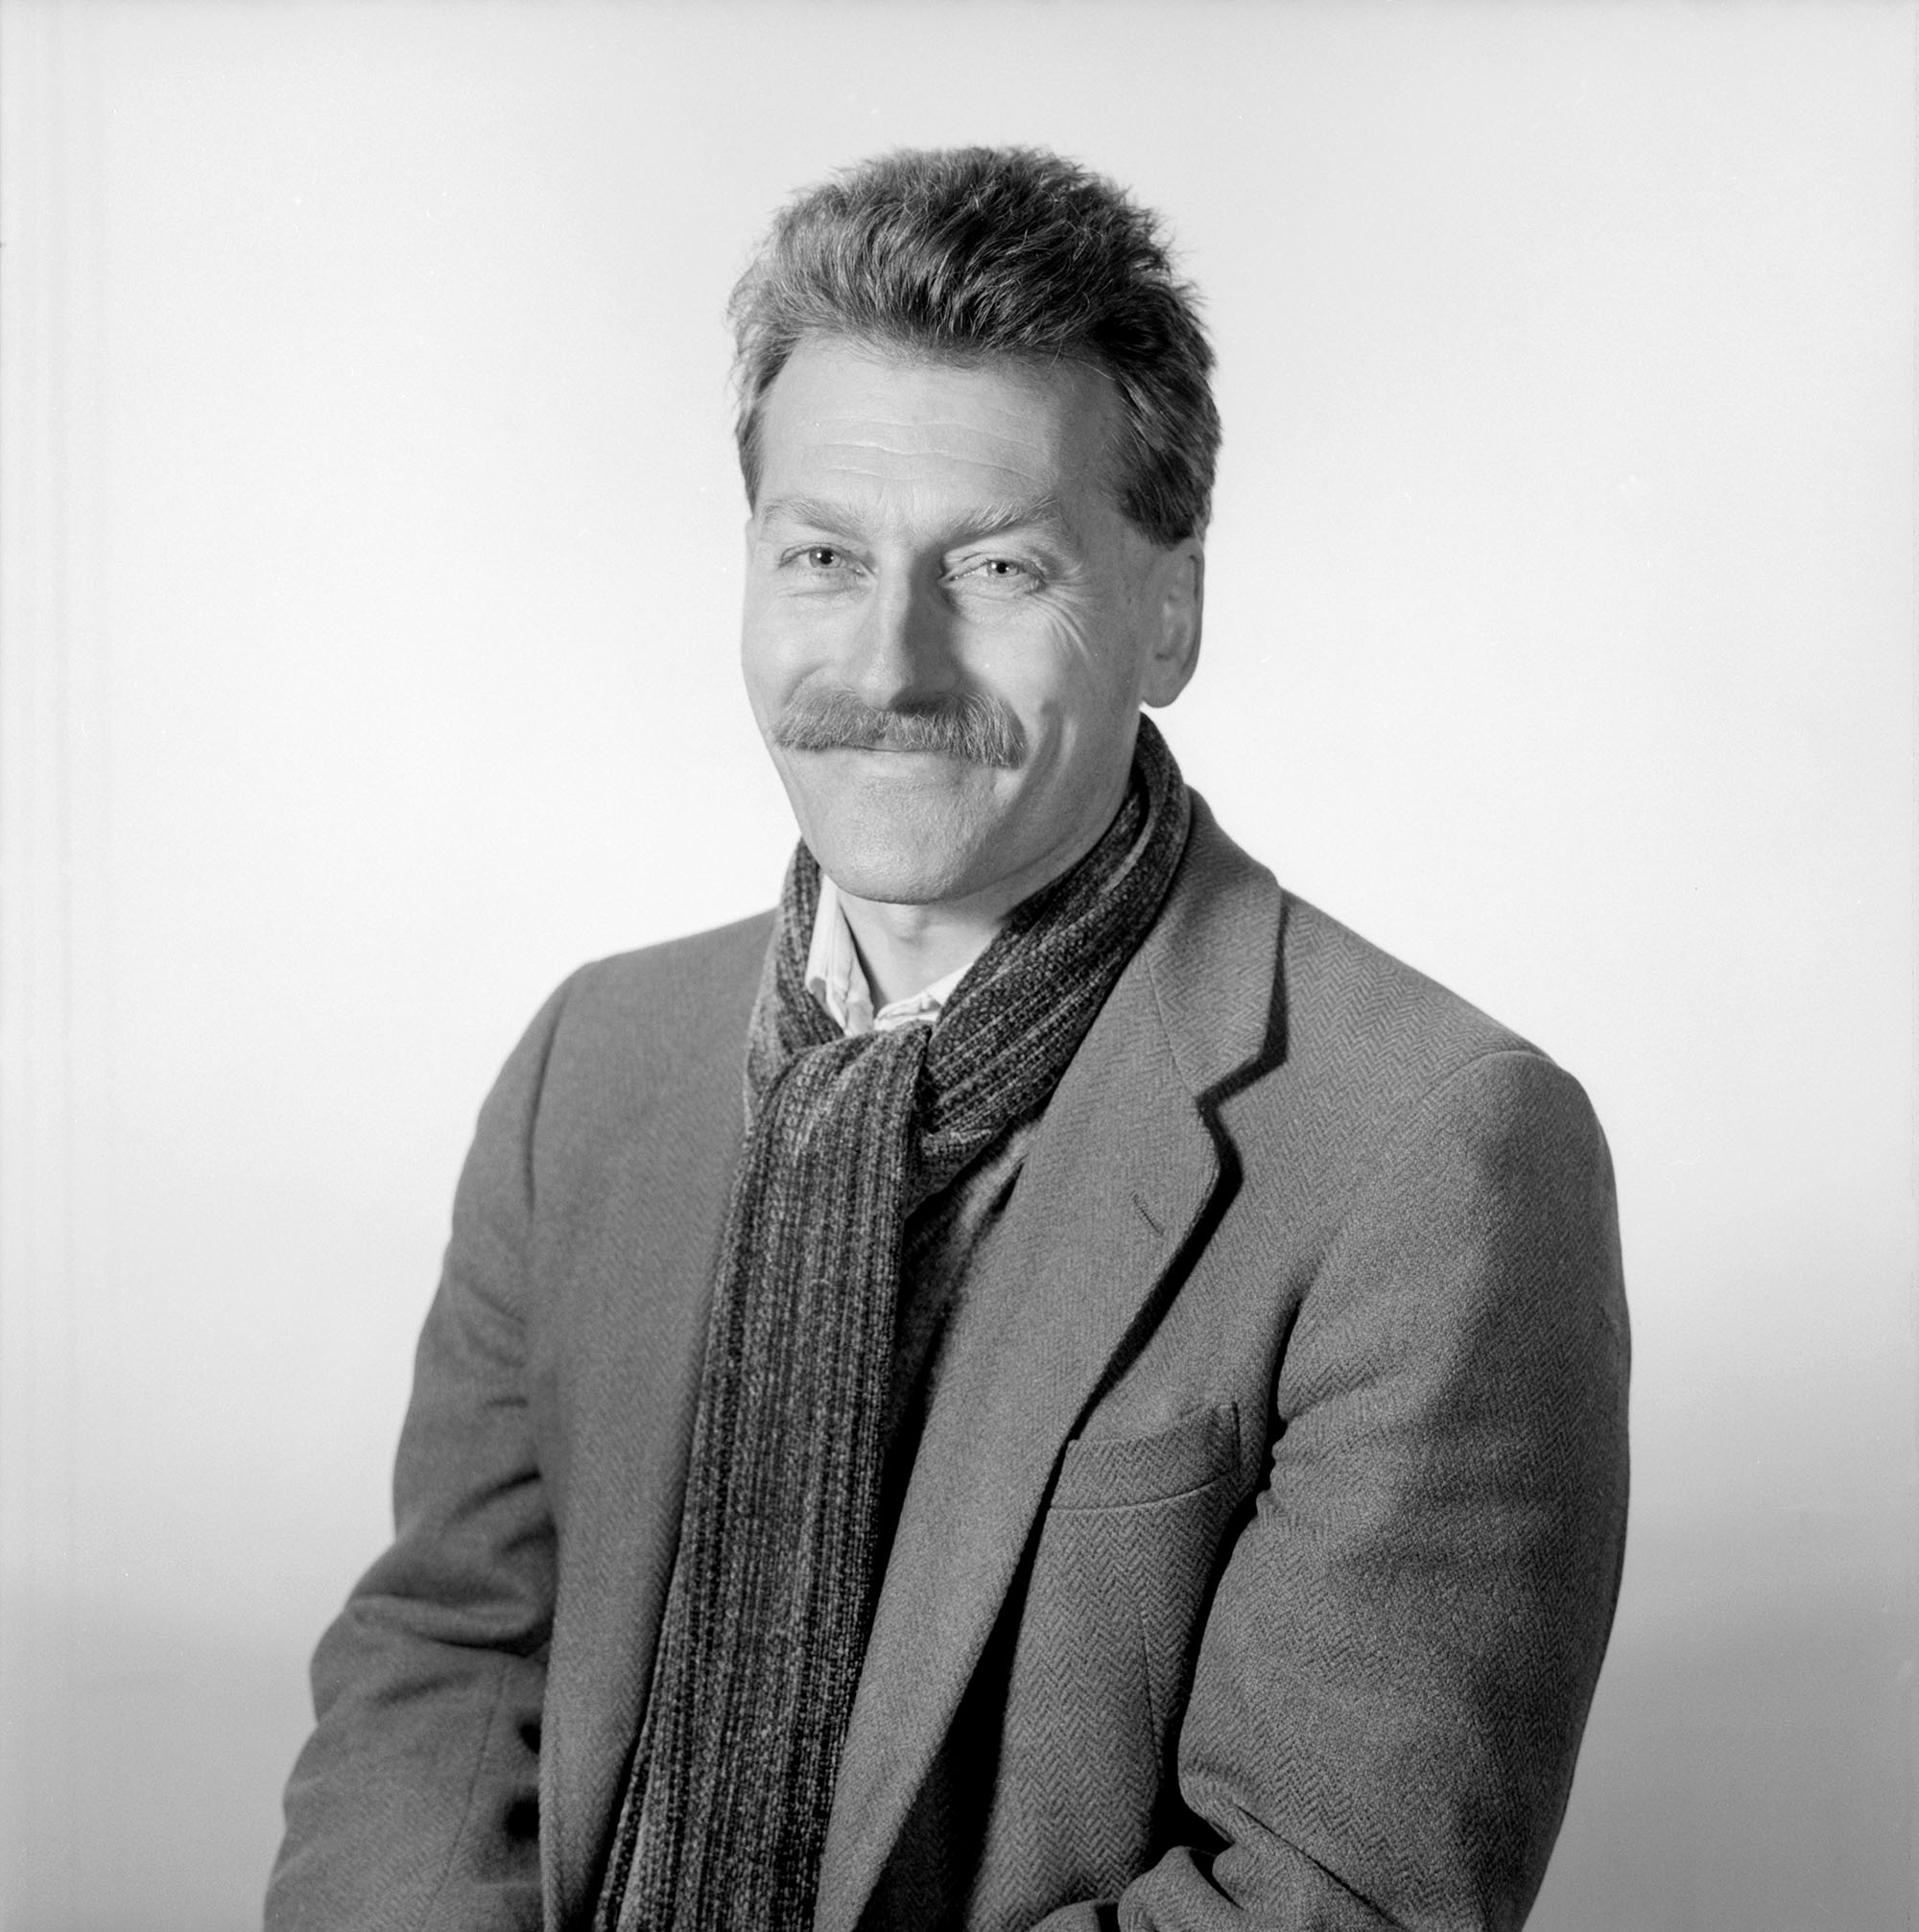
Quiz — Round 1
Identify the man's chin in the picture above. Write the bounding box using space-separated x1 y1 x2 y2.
802 818 1010 907
811 852 979 908
789 780 1015 910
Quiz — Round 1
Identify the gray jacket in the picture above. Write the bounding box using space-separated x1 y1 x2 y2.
269 796 1629 1932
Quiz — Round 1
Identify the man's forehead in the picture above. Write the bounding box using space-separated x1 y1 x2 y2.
751 336 1123 527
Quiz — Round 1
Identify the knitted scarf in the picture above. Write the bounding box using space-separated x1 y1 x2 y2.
595 717 1190 1932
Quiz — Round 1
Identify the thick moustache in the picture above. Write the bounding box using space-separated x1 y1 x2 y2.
772 689 1026 768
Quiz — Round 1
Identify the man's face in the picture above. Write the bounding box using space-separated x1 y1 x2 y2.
741 336 1202 913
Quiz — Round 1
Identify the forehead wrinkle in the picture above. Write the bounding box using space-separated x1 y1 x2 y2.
769 391 1080 477
837 411 1065 460
771 422 1033 471
778 427 1061 489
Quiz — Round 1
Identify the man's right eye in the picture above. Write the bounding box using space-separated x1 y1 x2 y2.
773 542 864 587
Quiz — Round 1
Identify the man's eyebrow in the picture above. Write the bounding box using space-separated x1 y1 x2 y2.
756 493 1074 545
955 496 1073 544
756 495 865 534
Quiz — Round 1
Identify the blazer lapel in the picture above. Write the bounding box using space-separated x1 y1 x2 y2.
813 795 1283 1932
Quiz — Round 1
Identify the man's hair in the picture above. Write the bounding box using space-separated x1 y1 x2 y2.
727 146 1220 546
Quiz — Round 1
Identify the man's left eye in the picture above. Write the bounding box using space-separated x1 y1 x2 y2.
957 556 1036 586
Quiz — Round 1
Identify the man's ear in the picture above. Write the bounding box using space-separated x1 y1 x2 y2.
1141 539 1204 708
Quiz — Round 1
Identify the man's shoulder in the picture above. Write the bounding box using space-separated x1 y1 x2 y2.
527 909 774 1106
1175 803 1575 1137
1278 891 1537 1087
1165 813 1609 1284
566 909 775 1022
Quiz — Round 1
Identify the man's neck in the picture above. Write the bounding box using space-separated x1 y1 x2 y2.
833 891 1001 1009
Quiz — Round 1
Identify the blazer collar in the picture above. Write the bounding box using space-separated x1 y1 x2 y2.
813 791 1284 1932
1140 790 1287 1099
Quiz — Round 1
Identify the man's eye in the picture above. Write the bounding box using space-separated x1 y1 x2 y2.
799 545 845 569
957 556 1037 587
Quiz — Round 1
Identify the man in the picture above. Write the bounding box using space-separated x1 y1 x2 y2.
269 147 1628 1932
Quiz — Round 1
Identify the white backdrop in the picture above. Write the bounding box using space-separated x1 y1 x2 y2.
1 3 1912 1928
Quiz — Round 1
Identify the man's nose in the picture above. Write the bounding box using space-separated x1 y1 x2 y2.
842 567 956 708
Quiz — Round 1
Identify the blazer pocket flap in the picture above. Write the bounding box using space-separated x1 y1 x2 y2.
1052 1402 1240 1511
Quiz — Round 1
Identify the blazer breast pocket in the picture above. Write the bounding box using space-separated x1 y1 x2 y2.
1042 1401 1245 1732
1036 1401 1244 1752
1050 1399 1241 1511
975 1402 1246 1922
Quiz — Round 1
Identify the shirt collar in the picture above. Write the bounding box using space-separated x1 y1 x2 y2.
804 873 980 1037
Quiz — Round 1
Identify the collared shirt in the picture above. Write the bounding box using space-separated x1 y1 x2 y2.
804 873 983 1036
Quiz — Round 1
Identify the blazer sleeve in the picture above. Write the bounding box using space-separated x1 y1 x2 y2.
1103 1048 1631 1932
266 978 574 1932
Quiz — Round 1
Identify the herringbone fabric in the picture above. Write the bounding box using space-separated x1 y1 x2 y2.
594 719 1191 1932
269 797 1630 1932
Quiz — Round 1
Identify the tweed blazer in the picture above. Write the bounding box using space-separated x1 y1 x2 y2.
269 797 1629 1932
